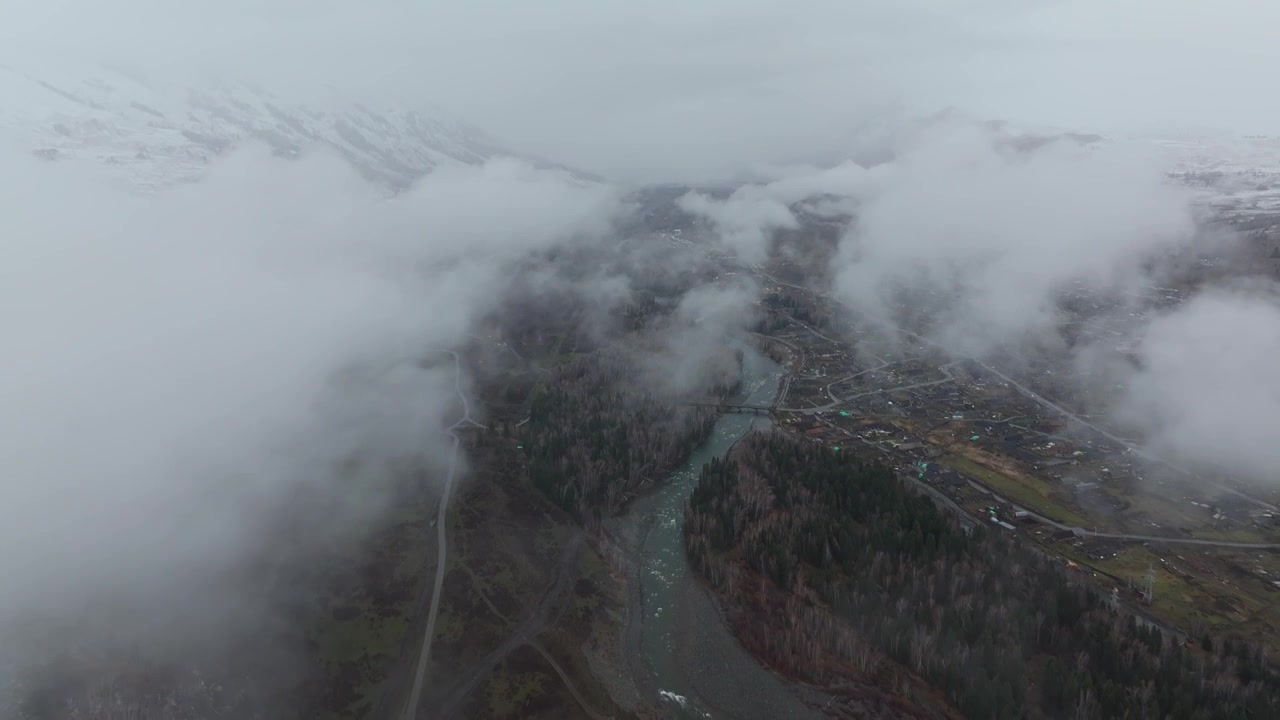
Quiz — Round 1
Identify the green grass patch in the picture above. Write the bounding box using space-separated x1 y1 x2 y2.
316 610 408 665
485 670 549 719
571 548 609 618
1061 544 1280 647
940 454 1089 527
433 605 465 644
578 544 606 579
1190 525 1279 543
1119 490 1213 533
1118 489 1280 543
533 352 578 369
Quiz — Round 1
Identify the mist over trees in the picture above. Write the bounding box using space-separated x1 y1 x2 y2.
519 340 742 520
6 1 1280 717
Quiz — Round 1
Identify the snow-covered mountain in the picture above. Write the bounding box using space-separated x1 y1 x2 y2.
1150 134 1280 220
989 119 1280 223
0 62 574 191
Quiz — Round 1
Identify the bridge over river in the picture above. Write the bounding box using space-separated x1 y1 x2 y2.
681 400 775 415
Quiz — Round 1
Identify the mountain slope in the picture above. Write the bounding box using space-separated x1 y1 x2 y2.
1153 134 1280 219
0 62 529 191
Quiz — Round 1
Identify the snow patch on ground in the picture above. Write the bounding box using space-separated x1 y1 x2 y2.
1148 134 1280 218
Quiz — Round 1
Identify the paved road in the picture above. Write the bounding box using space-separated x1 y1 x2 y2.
822 361 892 404
403 351 485 720
828 426 1280 550
973 487 1280 549
784 312 845 347
780 362 958 413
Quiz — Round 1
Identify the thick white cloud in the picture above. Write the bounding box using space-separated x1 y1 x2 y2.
0 146 618 647
1109 289 1280 483
679 162 880 264
682 121 1199 357
4 0 1280 704
640 277 761 397
832 124 1198 356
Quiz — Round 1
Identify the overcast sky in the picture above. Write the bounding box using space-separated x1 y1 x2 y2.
4 0 1279 181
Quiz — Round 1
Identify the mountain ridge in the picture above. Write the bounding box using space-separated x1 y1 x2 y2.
1 62 596 191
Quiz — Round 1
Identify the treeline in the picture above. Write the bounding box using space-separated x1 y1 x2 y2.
519 342 741 519
755 291 827 335
685 432 1280 720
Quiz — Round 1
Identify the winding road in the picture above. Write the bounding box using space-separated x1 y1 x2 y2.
779 359 959 413
963 482 1280 549
383 338 610 719
402 350 485 720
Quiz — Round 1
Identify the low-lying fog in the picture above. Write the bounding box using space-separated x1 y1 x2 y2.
4 0 1280 715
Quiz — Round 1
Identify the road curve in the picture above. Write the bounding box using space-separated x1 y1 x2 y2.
987 491 1280 549
403 351 484 720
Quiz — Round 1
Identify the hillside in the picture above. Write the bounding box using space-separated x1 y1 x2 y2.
0 61 565 191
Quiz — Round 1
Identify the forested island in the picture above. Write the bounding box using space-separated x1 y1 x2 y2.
685 432 1280 719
